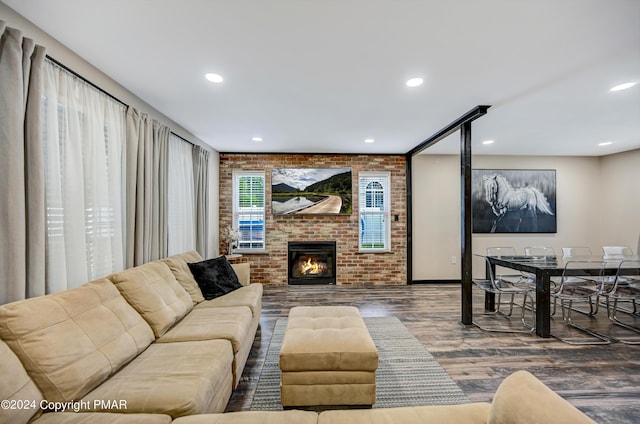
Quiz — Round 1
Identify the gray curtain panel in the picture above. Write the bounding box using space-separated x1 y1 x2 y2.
193 145 210 258
0 22 47 304
125 107 170 267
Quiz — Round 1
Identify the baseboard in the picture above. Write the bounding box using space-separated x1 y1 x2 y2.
411 279 461 284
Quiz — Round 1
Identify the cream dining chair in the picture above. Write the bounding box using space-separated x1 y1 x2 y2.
603 259 640 344
561 247 592 258
524 246 556 258
472 255 535 333
486 247 532 285
602 246 634 259
551 260 612 345
560 246 598 316
602 246 633 259
602 246 637 315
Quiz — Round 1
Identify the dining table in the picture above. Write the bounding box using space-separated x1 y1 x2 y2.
484 254 640 338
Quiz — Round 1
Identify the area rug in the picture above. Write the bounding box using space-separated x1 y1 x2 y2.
250 316 470 410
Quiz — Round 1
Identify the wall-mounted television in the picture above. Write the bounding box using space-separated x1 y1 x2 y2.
271 168 352 215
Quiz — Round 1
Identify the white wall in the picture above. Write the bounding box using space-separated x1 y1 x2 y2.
598 148 640 250
412 150 639 280
411 155 461 279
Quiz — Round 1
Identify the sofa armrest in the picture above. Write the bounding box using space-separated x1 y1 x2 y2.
488 370 596 424
231 262 250 286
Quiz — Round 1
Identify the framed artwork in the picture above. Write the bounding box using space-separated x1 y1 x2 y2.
271 168 352 215
472 169 557 233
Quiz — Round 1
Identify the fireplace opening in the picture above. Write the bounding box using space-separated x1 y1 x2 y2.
288 241 336 285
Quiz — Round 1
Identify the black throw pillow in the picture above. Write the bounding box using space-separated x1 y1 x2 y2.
188 256 243 300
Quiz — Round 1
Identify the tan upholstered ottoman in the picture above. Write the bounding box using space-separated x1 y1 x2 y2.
279 306 378 407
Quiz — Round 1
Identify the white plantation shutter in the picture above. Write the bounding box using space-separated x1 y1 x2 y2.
233 171 266 251
359 172 391 251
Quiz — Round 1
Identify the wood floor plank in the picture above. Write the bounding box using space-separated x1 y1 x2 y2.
227 284 640 423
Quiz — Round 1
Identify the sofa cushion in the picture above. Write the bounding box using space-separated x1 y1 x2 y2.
172 410 319 424
0 279 154 403
487 370 596 424
155 305 255 389
32 412 172 424
194 283 263 318
108 261 193 337
0 338 44 424
156 306 253 353
160 250 206 304
318 404 491 424
231 262 251 286
188 256 243 300
79 339 234 418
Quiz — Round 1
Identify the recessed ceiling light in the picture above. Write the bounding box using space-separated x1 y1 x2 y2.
598 141 613 146
406 77 424 87
205 73 224 83
364 138 375 143
610 81 636 92
482 140 495 145
252 137 263 142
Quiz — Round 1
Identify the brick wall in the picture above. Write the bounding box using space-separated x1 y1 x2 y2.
219 153 407 285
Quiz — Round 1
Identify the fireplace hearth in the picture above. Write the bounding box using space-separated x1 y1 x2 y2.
288 241 336 285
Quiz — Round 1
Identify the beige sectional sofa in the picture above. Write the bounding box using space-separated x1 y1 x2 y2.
0 251 262 423
2 332 595 424
0 250 596 423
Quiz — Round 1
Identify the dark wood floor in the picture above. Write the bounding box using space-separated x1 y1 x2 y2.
227 284 640 423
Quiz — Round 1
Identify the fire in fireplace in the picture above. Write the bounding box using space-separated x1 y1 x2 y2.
288 241 336 285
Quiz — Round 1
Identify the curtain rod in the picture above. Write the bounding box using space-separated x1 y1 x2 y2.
46 55 128 107
45 54 196 148
170 131 196 147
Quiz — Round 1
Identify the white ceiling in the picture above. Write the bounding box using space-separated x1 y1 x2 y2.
4 0 640 156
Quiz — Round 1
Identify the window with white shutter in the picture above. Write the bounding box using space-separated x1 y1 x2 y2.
359 172 391 252
233 171 266 251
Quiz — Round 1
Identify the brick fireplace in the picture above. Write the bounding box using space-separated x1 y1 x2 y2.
218 153 407 285
288 241 336 285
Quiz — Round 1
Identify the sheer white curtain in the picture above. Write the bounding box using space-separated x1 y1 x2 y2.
167 134 196 255
42 60 126 291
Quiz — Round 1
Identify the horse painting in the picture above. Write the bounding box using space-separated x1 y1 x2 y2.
482 174 555 233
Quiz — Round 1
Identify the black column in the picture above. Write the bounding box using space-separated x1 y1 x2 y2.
406 156 413 284
460 121 473 325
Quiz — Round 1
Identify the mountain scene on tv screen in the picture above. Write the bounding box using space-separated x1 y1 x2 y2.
272 183 298 193
303 172 351 194
271 168 352 215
